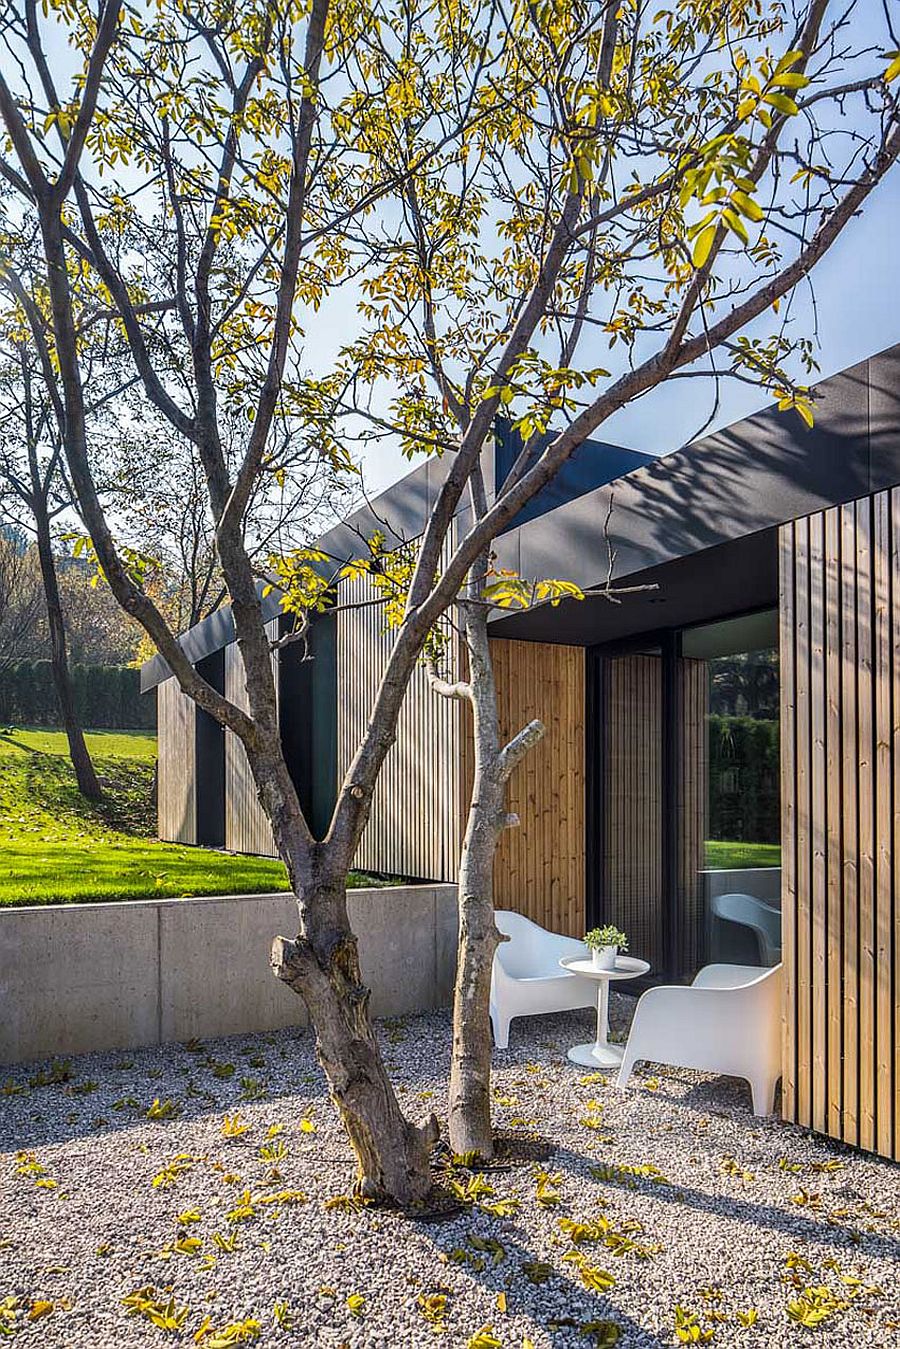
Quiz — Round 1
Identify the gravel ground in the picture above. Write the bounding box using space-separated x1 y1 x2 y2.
1 997 897 1348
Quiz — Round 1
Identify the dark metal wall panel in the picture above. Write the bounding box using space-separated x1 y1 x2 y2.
224 622 280 858
195 649 225 848
279 612 337 841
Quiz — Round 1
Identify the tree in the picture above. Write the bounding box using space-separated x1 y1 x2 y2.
322 0 900 1157
0 327 103 797
0 0 896 1202
0 526 42 675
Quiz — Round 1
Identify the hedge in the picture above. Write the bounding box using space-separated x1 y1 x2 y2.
0 660 154 730
708 714 779 844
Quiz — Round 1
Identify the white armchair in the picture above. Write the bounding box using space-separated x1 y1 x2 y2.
617 963 782 1115
490 910 594 1050
711 892 782 966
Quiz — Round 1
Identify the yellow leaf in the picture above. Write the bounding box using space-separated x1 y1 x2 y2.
28 1300 54 1321
692 224 717 269
496 1291 508 1313
884 52 900 83
468 1328 502 1349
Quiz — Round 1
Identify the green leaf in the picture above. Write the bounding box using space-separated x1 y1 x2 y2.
762 91 799 116
774 49 805 74
722 209 749 244
772 72 810 89
731 190 763 222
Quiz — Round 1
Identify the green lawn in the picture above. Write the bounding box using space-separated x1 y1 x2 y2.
705 839 781 870
0 727 377 906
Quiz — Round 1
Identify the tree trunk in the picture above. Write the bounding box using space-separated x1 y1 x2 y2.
273 872 437 1206
448 768 505 1157
33 502 102 801
447 585 545 1158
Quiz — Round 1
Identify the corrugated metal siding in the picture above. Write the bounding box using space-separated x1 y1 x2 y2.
157 676 196 845
336 541 462 881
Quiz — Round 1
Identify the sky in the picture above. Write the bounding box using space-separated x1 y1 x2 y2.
27 0 900 509
353 166 900 499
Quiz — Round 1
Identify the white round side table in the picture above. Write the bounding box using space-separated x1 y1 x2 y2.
559 955 651 1067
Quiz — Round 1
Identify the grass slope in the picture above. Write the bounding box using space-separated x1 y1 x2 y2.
0 727 291 905
704 839 781 870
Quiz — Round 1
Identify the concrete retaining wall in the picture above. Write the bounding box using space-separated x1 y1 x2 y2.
0 885 458 1066
701 866 782 905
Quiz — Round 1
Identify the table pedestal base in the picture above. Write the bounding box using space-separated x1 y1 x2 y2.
566 1041 624 1068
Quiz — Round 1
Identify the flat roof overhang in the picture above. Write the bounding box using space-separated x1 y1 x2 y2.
487 526 779 647
141 342 900 685
488 344 900 646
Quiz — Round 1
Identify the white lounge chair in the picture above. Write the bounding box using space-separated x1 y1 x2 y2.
489 910 593 1049
711 891 782 966
617 963 782 1115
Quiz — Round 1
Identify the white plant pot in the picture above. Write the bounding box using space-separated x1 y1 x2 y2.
592 945 618 971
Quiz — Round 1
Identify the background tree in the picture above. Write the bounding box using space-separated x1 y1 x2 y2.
0 324 104 796
0 0 896 1201
0 525 42 675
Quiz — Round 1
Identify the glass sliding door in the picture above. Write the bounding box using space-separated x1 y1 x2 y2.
590 609 780 985
681 610 781 973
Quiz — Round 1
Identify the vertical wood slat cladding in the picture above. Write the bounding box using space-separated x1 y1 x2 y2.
157 677 196 845
224 623 280 858
597 653 708 976
466 639 586 938
780 489 899 1161
601 654 664 971
335 550 462 882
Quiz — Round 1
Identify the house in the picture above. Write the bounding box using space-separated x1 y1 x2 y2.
142 343 900 1163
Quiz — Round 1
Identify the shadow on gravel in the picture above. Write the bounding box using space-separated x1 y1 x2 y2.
415 1214 669 1348
0 1026 336 1151
544 1137 900 1263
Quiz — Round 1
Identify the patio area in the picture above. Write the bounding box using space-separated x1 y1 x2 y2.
1 999 897 1348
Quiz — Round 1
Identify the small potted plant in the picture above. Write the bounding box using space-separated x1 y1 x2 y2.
584 925 629 971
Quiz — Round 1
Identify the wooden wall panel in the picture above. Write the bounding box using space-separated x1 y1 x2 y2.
224 624 279 858
157 676 196 845
471 639 586 938
335 547 462 882
781 488 899 1161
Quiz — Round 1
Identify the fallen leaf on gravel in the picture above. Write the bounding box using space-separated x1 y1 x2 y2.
467 1327 502 1349
272 1300 293 1329
673 1304 714 1342
562 1252 616 1293
417 1291 450 1329
146 1097 179 1120
221 1114 251 1139
521 1260 553 1284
